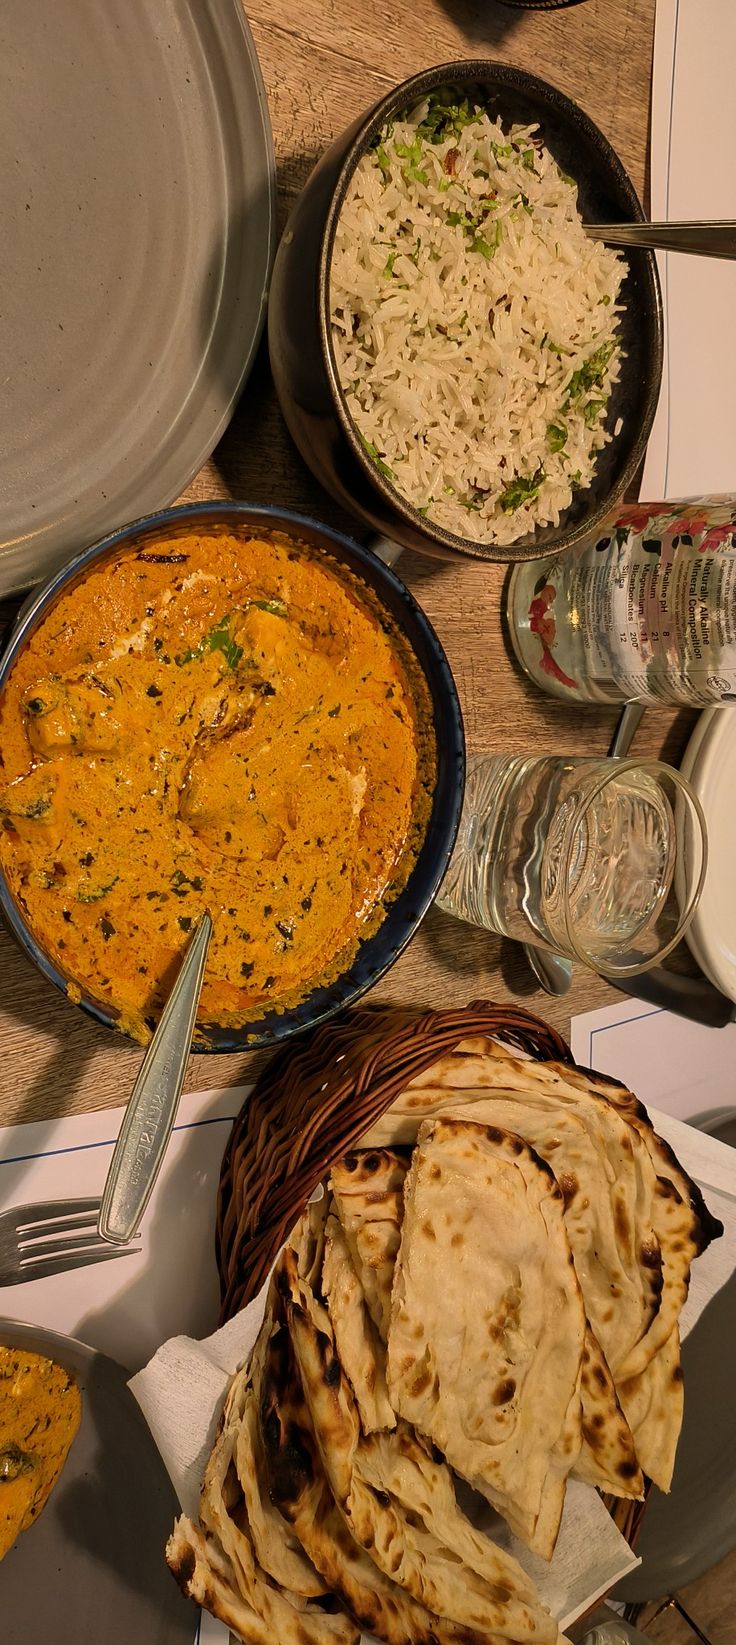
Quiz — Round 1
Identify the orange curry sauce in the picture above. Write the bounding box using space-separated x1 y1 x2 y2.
0 530 432 1039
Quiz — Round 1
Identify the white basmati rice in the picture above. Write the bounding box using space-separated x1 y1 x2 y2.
330 95 625 546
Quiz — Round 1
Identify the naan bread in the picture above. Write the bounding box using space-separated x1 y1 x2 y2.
380 1050 720 1376
363 1058 664 1373
574 1328 642 1497
387 1118 585 1557
236 1313 327 1597
279 1247 563 1643
168 1516 278 1645
262 1300 504 1645
561 1065 722 1385
617 1326 684 1491
337 1123 644 1502
330 1150 408 1338
361 1049 711 1494
321 1211 396 1432
198 1354 357 1645
564 1065 722 1254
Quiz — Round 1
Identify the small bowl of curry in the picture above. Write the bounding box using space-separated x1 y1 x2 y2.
0 503 464 1049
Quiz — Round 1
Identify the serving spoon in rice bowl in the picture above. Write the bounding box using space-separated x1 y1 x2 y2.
585 220 736 258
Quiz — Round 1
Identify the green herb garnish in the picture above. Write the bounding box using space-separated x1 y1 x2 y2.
583 398 606 427
521 149 536 172
546 423 568 453
175 616 243 672
470 219 502 258
358 433 395 481
383 250 397 277
250 597 288 618
21 795 52 819
394 137 427 185
498 466 546 513
170 869 204 891
78 874 119 904
415 89 484 144
564 341 615 408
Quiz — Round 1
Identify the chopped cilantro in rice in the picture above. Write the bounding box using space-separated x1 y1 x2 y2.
330 94 625 547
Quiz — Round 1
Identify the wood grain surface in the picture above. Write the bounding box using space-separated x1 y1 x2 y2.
0 0 670 1129
636 1543 736 1641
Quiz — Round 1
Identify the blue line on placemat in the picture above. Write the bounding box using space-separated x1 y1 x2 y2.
587 1005 662 1066
0 1113 237 1170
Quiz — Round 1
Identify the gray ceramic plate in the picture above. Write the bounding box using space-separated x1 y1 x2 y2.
616 1111 736 1602
0 1320 193 1644
0 0 275 596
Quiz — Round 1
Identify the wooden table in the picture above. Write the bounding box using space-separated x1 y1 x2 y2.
0 0 687 1129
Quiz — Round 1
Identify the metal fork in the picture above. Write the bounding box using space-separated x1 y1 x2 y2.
0 1197 140 1284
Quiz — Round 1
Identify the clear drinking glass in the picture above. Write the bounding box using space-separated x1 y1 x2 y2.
436 755 707 978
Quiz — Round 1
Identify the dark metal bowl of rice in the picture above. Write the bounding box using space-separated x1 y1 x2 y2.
268 59 663 565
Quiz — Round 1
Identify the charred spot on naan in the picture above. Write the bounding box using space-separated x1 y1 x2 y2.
260 1326 319 1515
168 1538 198 1596
568 1065 723 1253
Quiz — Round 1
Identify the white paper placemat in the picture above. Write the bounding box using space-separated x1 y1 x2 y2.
641 0 736 498
0 1084 246 1371
570 997 736 1131
0 1084 248 1645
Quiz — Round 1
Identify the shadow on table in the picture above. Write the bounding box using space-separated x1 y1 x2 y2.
0 924 139 1202
203 145 339 520
432 0 528 46
421 903 542 1001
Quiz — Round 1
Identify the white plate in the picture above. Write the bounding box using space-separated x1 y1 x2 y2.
681 707 736 1002
0 0 275 595
0 1320 193 1645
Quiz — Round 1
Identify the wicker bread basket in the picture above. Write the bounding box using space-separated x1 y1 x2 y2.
216 998 645 1553
216 999 570 1317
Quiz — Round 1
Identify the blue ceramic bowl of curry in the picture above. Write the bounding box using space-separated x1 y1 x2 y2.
0 503 464 1051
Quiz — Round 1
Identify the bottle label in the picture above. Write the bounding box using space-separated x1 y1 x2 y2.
518 500 736 705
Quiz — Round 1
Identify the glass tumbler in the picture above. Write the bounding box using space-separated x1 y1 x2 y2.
436 755 707 978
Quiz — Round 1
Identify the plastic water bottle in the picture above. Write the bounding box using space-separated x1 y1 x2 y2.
509 497 736 706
